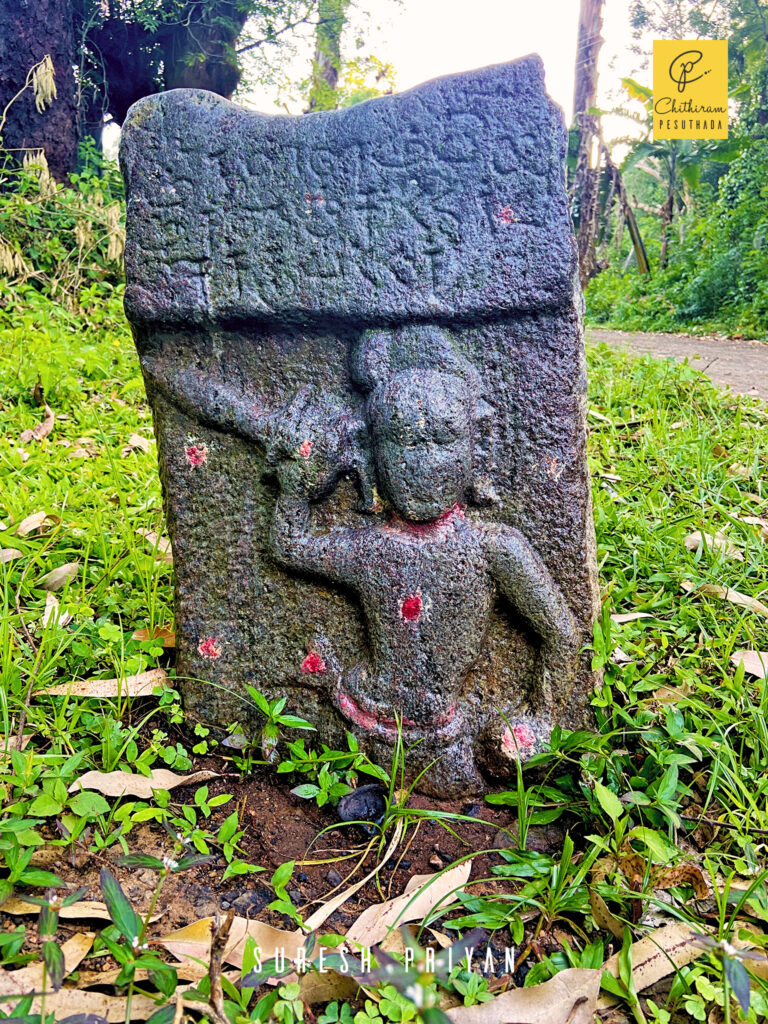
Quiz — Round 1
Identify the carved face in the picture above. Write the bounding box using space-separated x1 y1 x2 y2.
368 370 473 521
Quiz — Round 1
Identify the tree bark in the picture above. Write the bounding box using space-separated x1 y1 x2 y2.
0 0 78 181
571 0 605 288
308 0 349 111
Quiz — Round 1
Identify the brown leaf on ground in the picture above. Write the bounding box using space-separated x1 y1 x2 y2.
68 767 218 798
345 860 471 948
589 887 624 940
132 624 176 646
15 510 59 537
37 561 79 591
730 650 768 678
18 403 54 444
446 968 600 1023
740 515 768 542
1 896 163 923
0 932 93 996
681 580 768 617
599 922 705 1008
0 548 23 564
136 529 173 564
610 611 654 624
159 915 302 970
122 432 152 456
42 592 72 628
684 530 743 561
45 666 170 697
651 681 692 705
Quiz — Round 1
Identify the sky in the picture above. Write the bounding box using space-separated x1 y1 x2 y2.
240 0 646 137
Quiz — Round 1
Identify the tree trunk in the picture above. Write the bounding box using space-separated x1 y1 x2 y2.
602 145 651 276
162 3 249 98
571 0 605 288
308 0 349 111
0 0 78 181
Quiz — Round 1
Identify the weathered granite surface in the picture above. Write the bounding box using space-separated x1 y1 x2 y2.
120 56 600 794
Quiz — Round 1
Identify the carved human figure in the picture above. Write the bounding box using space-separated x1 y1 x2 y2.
270 327 580 751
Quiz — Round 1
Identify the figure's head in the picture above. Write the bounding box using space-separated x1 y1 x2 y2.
351 326 494 522
368 369 473 521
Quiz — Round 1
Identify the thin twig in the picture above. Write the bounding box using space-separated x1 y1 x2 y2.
209 907 235 1024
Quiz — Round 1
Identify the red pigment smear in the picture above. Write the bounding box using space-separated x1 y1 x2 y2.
197 636 221 659
297 439 313 459
338 691 378 731
393 503 465 537
185 444 207 468
301 651 326 674
502 723 536 754
400 593 423 623
497 205 516 224
337 690 418 732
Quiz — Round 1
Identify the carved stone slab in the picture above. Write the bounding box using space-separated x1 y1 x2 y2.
121 56 600 794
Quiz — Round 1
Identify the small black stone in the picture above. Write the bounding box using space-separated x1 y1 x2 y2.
337 785 387 826
297 871 309 883
326 868 343 886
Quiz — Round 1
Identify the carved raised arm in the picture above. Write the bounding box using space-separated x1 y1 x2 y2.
270 492 362 589
140 355 270 446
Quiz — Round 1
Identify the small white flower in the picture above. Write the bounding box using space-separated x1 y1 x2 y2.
404 985 424 1007
132 936 140 949
721 940 738 956
162 856 179 871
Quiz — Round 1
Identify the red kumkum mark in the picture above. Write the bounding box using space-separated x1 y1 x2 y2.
185 444 207 468
394 503 465 536
502 723 536 757
298 439 313 459
497 205 517 224
400 593 423 624
301 651 326 674
197 636 222 659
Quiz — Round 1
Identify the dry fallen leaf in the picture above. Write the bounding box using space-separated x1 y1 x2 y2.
684 530 743 561
740 515 768 542
160 915 303 970
69 767 218 798
42 592 72 628
611 646 633 665
0 932 93 996
37 561 79 591
15 510 59 537
681 580 768 617
136 528 173 564
730 650 768 679
45 666 170 697
132 624 176 646
651 682 692 705
0 548 23 564
446 968 600 1023
122 432 152 456
346 860 471 948
610 611 654 624
0 896 162 923
18 403 54 444
599 922 705 1008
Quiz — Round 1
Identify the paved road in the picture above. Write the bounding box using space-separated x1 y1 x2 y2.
586 327 768 402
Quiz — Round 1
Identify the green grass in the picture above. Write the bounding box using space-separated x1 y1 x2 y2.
2 288 768 1021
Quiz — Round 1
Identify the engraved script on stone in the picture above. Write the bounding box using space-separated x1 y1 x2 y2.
121 56 600 794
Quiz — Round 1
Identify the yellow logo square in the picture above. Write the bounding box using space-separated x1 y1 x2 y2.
653 39 728 139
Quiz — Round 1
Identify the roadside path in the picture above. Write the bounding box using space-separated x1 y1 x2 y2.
586 327 768 402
